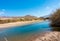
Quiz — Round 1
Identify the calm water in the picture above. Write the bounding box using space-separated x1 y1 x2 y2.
0 21 52 41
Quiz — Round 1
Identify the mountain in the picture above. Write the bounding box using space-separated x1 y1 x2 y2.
24 15 38 19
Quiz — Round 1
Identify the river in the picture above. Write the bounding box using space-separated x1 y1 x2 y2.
0 21 52 41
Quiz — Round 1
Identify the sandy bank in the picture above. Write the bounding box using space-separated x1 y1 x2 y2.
29 31 60 41
0 20 43 28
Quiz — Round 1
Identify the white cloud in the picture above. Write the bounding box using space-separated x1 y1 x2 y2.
58 2 60 5
43 6 55 16
45 6 53 12
46 6 53 11
58 3 60 8
46 6 50 10
0 12 5 15
0 9 6 15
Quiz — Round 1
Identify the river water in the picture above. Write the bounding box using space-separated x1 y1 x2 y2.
0 21 52 41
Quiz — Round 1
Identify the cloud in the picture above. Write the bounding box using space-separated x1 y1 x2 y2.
0 9 5 15
58 3 60 8
46 6 50 10
45 6 53 12
43 6 55 16
0 12 5 15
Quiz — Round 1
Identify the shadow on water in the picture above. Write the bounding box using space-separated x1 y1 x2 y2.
51 27 60 31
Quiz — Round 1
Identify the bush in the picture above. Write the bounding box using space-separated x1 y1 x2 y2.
50 9 60 27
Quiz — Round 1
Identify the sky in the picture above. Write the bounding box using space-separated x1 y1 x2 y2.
0 0 60 17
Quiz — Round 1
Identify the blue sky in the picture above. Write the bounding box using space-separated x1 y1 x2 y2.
0 0 60 17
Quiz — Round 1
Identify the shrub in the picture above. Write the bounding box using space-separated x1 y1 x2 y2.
50 9 60 27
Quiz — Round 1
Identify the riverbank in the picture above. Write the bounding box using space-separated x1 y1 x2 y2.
0 20 43 28
28 31 60 41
